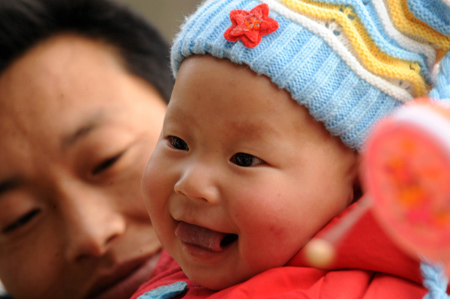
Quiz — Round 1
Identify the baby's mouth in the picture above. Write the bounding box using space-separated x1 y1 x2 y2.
175 221 238 252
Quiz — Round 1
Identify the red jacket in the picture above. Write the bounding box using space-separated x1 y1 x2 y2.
132 201 428 298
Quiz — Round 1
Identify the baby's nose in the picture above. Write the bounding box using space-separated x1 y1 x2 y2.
174 162 220 204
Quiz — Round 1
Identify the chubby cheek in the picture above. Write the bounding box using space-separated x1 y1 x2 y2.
232 188 305 268
142 155 174 244
240 218 302 269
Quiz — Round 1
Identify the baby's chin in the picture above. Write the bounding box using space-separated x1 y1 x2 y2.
188 271 249 291
181 262 268 291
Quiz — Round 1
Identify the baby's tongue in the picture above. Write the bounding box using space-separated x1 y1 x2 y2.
175 222 227 252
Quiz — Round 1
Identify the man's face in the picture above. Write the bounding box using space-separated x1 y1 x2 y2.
0 34 166 298
143 55 360 290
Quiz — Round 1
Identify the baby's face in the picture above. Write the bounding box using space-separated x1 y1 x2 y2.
143 55 359 290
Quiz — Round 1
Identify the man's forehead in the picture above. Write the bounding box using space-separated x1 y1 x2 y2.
61 111 105 150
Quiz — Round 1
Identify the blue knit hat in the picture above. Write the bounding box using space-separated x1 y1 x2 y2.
171 0 450 150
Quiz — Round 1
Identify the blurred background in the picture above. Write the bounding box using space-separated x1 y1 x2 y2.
0 0 202 296
116 0 203 42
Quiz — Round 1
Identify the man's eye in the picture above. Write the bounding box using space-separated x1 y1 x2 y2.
168 136 189 151
2 209 41 234
230 153 264 167
92 153 123 175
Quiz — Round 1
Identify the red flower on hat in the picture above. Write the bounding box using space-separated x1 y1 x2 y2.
224 3 279 48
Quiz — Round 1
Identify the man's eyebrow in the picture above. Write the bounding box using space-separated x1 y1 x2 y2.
61 113 104 149
0 176 23 197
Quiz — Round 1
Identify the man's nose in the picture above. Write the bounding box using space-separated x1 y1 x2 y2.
173 161 220 205
59 181 126 262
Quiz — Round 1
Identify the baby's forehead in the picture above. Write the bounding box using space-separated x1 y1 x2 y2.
165 97 285 135
170 54 322 138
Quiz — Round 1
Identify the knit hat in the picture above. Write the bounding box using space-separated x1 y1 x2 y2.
171 0 450 150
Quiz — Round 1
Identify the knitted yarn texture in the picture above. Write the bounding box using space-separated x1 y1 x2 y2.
171 0 450 150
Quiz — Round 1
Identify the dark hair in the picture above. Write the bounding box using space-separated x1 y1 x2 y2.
0 0 173 102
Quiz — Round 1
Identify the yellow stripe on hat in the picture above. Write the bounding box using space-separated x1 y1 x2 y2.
283 0 429 97
386 0 450 51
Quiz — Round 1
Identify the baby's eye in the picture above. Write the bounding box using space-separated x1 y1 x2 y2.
168 136 189 151
230 153 264 167
2 209 41 234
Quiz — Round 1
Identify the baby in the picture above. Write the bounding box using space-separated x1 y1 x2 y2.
134 0 450 298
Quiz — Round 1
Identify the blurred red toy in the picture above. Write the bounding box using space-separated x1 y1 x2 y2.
305 98 450 278
363 98 450 276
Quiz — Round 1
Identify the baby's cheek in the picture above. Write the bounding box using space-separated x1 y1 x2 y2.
239 228 300 276
142 154 168 205
241 215 299 256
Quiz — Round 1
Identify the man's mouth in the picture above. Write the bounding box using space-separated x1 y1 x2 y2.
175 221 238 252
85 251 161 299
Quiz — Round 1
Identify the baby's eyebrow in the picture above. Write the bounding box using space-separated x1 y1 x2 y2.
230 120 277 139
